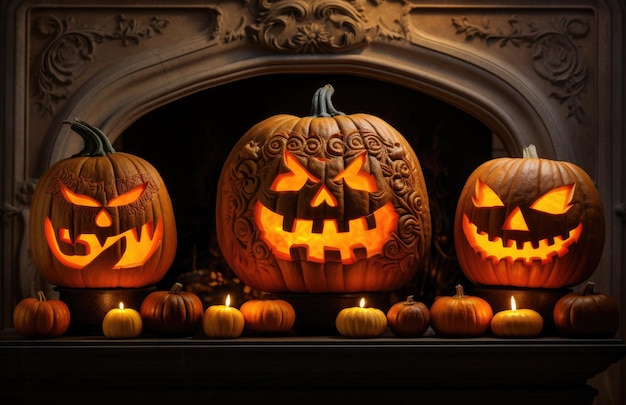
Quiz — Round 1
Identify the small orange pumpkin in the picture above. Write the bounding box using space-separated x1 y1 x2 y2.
239 299 296 334
386 295 430 337
13 291 71 338
429 284 493 337
553 281 620 338
140 282 204 337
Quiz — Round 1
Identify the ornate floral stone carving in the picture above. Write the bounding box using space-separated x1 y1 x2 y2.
452 15 589 123
34 14 170 114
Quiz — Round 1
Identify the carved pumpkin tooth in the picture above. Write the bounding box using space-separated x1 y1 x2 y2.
282 216 295 233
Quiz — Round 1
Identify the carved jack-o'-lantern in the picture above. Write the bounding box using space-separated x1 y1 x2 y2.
216 85 431 293
454 145 605 289
29 119 177 288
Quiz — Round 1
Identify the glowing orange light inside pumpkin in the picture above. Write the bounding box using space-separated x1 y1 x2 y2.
462 180 581 265
256 151 398 264
44 180 163 269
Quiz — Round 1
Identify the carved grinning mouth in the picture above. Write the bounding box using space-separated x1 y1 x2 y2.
44 216 163 269
254 201 398 264
462 214 583 265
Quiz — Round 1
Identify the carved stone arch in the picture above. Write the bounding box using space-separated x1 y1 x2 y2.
42 43 566 170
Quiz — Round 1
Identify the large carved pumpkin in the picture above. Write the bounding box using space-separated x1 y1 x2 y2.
29 118 177 288
454 145 605 288
216 85 431 293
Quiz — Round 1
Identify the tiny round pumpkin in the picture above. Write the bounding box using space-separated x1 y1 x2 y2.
102 303 143 338
454 144 605 289
216 84 431 293
430 284 493 337
386 295 430 337
13 291 71 338
140 282 203 337
202 295 245 339
335 299 388 338
239 299 296 334
553 281 620 338
29 118 177 288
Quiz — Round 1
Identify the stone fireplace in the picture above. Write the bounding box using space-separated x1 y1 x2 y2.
1 0 624 403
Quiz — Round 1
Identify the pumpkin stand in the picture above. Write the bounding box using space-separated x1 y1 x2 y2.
28 119 177 334
215 85 431 334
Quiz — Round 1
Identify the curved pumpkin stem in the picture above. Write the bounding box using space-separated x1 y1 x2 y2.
169 282 184 295
404 295 416 306
522 144 538 158
65 118 116 157
37 290 46 302
582 281 595 296
311 84 345 117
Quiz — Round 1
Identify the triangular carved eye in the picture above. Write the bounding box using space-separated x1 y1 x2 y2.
271 151 319 192
108 183 148 207
333 153 377 192
472 178 505 208
59 182 101 207
530 184 575 215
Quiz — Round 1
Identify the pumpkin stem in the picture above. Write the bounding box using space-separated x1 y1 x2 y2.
37 291 46 302
404 295 416 305
583 281 595 296
65 118 116 157
454 284 466 298
170 282 184 294
522 144 539 158
311 84 345 117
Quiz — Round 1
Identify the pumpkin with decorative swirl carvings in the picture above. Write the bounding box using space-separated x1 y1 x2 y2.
28 118 177 288
216 84 431 293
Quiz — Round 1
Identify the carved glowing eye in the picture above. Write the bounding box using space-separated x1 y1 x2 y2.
472 178 505 208
107 183 148 207
530 184 575 215
60 182 101 207
333 153 377 192
271 151 319 192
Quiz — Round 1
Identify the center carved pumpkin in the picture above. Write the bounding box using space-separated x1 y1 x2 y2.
216 85 431 293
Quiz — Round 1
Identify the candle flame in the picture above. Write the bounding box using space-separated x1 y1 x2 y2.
119 302 125 310
359 298 365 308
510 296 517 312
225 294 231 307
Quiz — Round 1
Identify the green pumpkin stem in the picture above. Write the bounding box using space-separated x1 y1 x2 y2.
65 118 116 157
583 281 595 296
522 144 538 158
311 84 345 117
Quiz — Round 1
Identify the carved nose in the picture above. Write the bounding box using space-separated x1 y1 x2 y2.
311 185 337 207
95 209 113 227
502 206 529 231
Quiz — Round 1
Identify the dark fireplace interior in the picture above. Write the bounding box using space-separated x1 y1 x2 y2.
115 73 493 308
